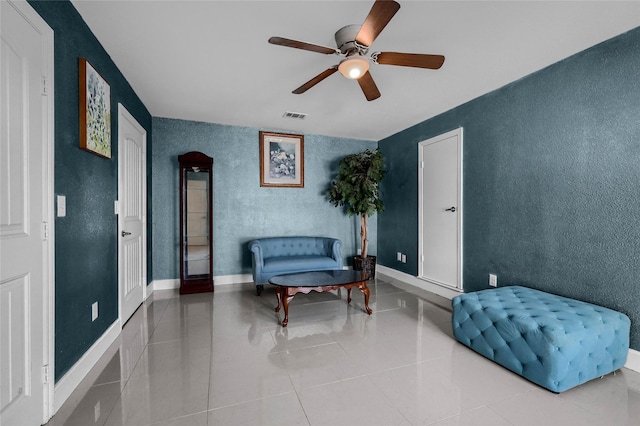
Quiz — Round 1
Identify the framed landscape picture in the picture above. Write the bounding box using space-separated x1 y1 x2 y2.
259 131 304 188
79 58 111 158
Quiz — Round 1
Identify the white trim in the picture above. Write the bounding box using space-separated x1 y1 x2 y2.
417 127 463 291
214 273 253 286
378 265 640 375
42 9 55 423
53 320 120 413
625 348 640 374
7 1 56 422
149 274 253 292
150 279 180 291
377 265 459 310
117 104 148 326
144 284 155 300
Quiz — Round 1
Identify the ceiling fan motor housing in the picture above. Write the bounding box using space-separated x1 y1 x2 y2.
335 24 368 55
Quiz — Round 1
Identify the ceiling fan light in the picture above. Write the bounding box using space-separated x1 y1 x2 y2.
338 57 370 80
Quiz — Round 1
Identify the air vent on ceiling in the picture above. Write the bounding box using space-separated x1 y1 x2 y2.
282 111 307 120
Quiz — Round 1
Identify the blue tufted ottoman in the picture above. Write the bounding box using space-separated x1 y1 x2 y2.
452 286 630 393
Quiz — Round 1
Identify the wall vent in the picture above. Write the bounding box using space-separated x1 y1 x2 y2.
282 111 307 120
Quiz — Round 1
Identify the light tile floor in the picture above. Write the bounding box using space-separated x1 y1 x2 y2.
46 277 640 426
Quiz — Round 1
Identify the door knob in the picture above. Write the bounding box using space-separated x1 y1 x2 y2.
445 207 456 212
121 231 132 237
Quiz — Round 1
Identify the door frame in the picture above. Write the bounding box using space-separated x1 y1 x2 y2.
43 13 55 420
3 0 56 422
117 103 148 325
417 127 463 291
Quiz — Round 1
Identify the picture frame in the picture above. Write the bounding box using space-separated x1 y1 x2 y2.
259 131 304 188
79 58 111 159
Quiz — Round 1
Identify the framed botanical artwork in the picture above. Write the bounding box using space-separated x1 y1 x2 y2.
79 58 111 158
259 131 304 188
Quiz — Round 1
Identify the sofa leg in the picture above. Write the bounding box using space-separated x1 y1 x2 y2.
256 285 264 296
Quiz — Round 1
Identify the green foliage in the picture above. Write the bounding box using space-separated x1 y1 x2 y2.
328 148 386 218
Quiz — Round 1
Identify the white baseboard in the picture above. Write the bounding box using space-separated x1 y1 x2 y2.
376 265 640 375
625 348 640 374
377 265 461 307
150 274 252 291
150 278 180 291
214 273 253 285
53 320 120 413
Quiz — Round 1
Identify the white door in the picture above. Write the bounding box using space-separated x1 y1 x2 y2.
1 1 54 424
117 104 147 324
418 128 463 290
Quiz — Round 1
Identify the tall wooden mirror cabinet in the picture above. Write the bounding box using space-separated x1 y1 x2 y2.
178 151 214 294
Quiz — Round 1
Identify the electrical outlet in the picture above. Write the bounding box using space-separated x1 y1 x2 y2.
92 302 98 321
401 254 407 263
489 274 497 287
397 252 402 261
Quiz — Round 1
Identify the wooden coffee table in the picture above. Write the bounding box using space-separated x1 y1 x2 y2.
269 270 373 327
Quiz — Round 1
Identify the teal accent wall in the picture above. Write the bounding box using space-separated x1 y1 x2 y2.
379 27 640 350
152 118 376 280
29 0 152 381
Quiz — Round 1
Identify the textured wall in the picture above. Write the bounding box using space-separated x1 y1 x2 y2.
29 0 152 381
379 27 640 350
152 118 377 280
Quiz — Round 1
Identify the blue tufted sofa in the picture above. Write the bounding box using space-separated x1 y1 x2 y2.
452 286 630 393
248 237 343 295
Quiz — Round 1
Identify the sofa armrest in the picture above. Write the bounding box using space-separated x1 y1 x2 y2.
248 240 264 282
328 238 343 269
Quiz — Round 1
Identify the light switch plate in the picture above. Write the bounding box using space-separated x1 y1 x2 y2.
57 195 66 217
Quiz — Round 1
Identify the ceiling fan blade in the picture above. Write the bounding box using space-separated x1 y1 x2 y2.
375 52 445 69
357 71 381 101
269 36 339 55
355 0 401 47
292 67 339 94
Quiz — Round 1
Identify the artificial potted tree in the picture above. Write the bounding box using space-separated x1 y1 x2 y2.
328 148 386 278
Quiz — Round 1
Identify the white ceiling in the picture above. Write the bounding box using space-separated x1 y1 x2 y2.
70 1 640 141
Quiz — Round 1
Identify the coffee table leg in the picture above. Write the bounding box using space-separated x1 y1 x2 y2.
275 286 282 313
360 282 373 315
282 289 291 327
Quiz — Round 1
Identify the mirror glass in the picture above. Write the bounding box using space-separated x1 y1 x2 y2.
184 168 210 278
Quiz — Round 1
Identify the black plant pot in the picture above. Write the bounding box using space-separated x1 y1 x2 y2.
352 255 376 279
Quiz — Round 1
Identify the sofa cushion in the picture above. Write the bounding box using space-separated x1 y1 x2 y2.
261 238 335 258
264 255 338 273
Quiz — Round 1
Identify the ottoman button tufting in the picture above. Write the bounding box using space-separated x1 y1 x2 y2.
451 286 630 393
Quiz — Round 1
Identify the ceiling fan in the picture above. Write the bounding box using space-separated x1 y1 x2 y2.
268 0 445 101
